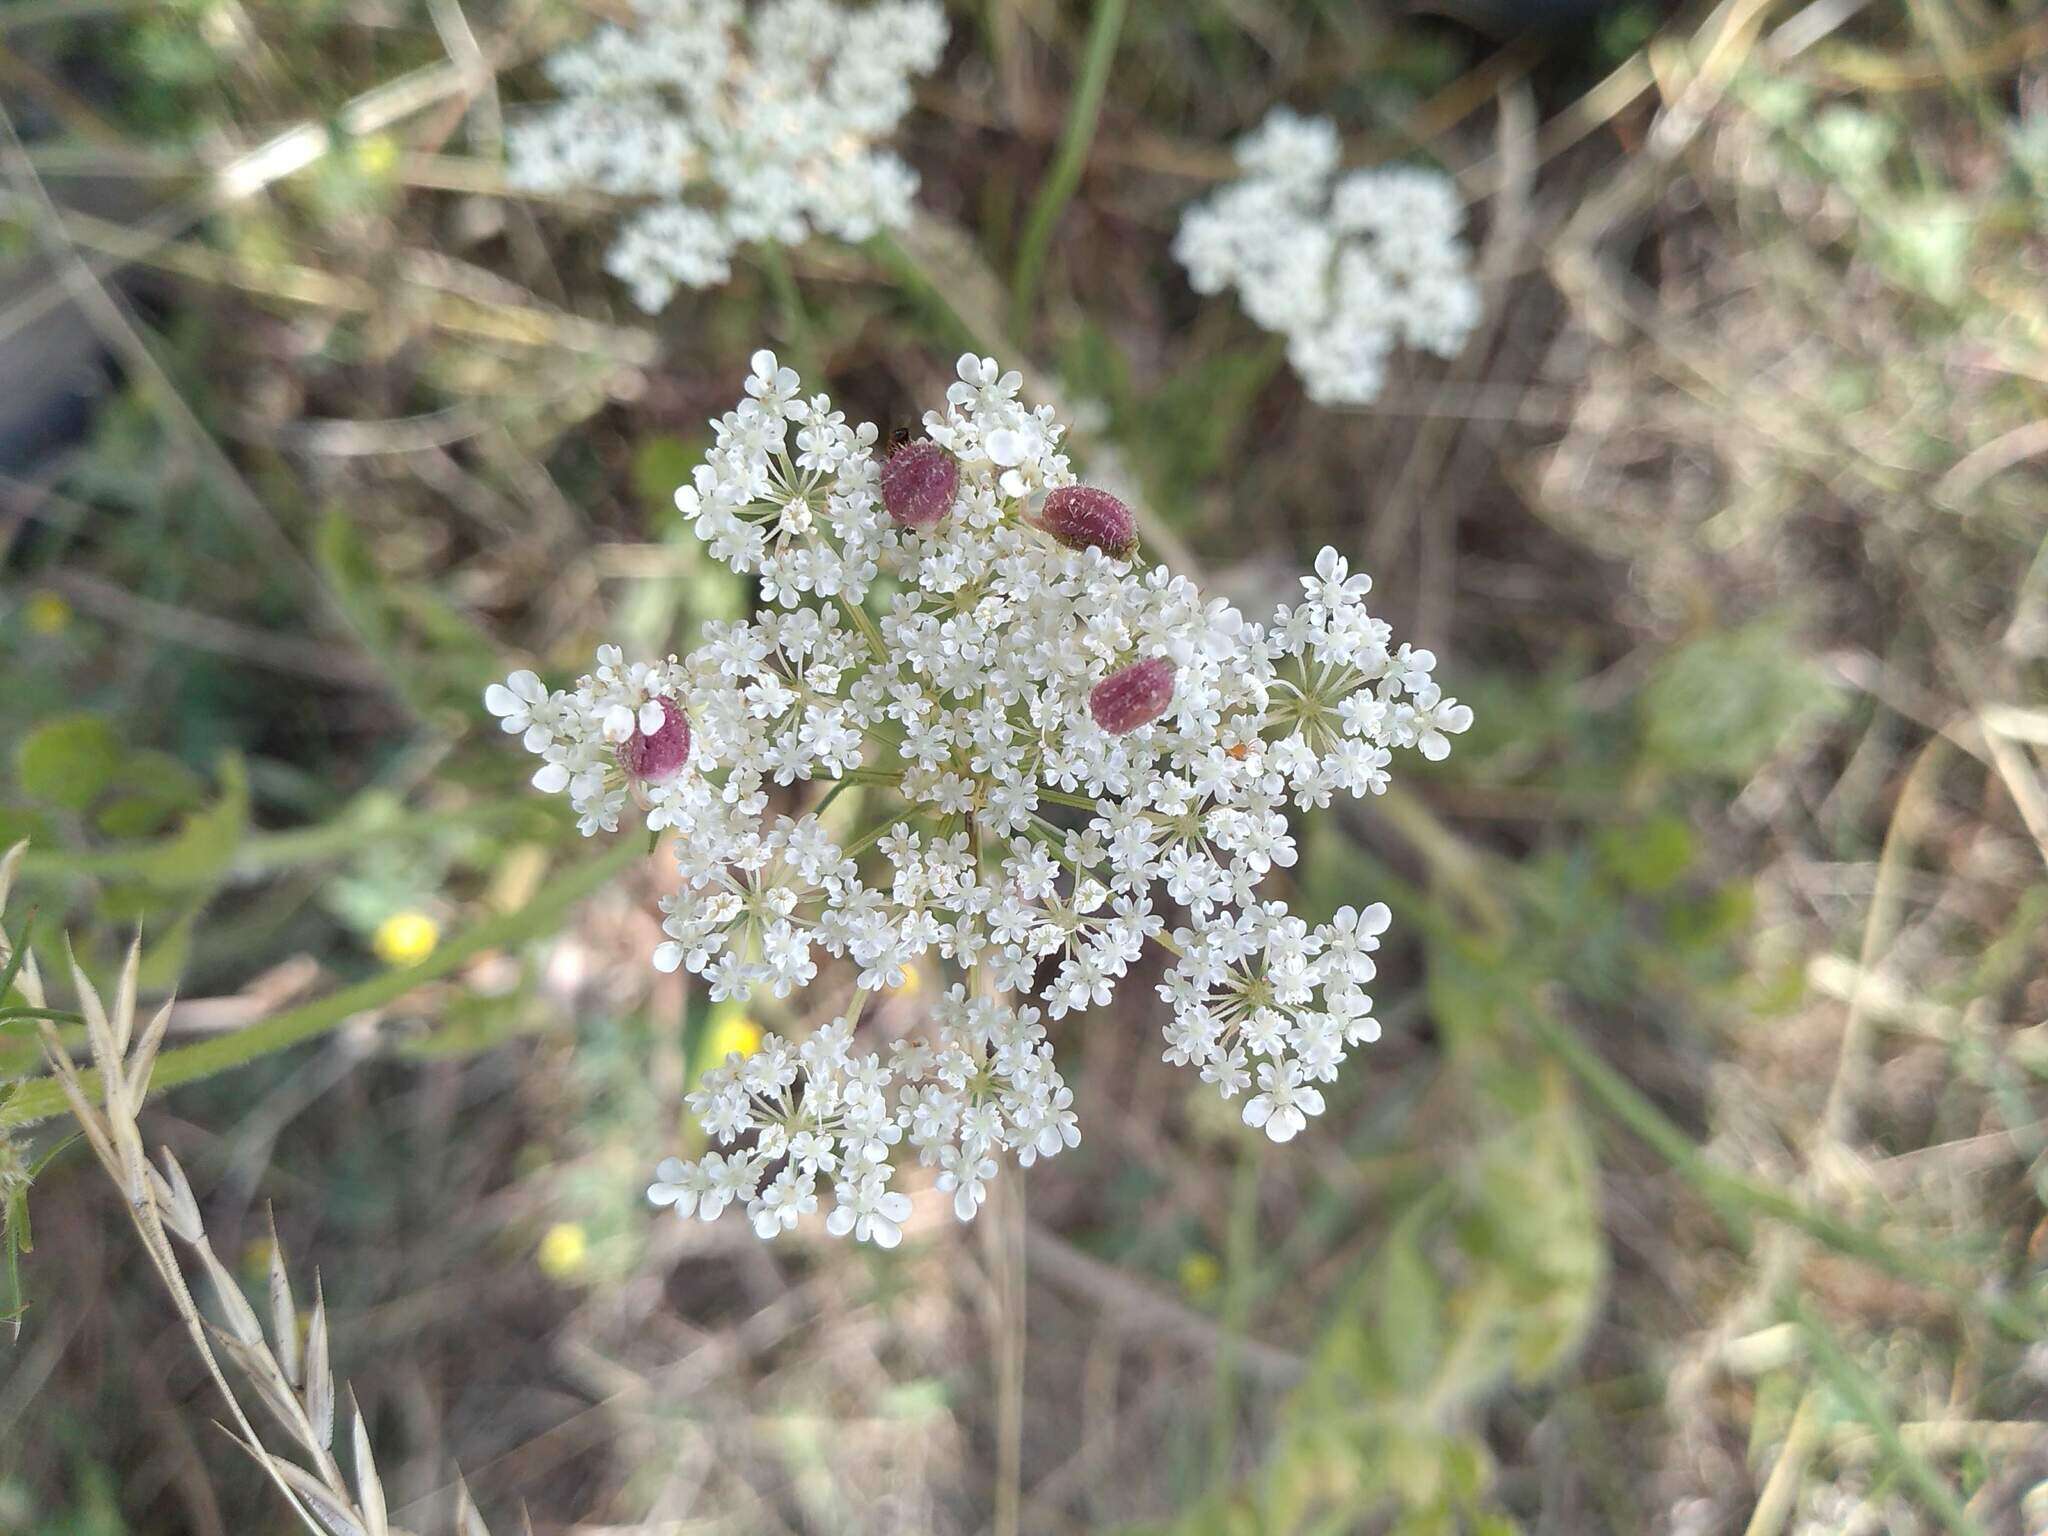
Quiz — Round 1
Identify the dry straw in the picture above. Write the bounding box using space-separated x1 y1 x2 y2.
2 842 496 1536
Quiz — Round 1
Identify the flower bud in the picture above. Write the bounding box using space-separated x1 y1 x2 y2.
880 437 958 530
1089 657 1176 734
1036 485 1136 558
619 697 692 781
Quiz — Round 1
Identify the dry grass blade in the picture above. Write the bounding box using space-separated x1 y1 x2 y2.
112 930 139 1057
31 1019 118 1182
307 1277 335 1452
4 853 501 1535
453 1477 491 1536
0 841 23 914
211 1324 325 1445
124 994 175 1112
150 1148 205 1243
62 939 121 1115
270 1207 302 1388
351 1387 391 1536
263 1457 371 1536
196 1239 267 1350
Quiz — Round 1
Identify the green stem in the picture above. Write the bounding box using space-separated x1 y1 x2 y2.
18 797 547 888
1208 1151 1261 1489
0 1008 84 1028
867 231 983 357
1523 1004 2040 1341
1788 1292 1986 1536
1008 0 1129 336
757 242 820 382
837 594 890 663
1 840 640 1130
1037 786 1100 812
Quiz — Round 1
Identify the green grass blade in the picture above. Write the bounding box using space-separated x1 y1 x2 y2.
1008 0 1130 336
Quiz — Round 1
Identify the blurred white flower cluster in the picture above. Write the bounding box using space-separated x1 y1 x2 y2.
487 350 1471 1245
506 0 947 311
1173 108 1481 406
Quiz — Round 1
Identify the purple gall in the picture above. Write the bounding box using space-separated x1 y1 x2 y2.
1036 485 1137 558
880 437 958 530
619 697 693 782
1089 657 1177 734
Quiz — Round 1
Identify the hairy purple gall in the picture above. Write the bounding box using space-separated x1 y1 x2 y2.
1089 657 1177 734
619 697 693 781
1036 485 1137 558
880 437 958 530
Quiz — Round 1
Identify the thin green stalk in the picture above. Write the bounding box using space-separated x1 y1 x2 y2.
1 840 640 1130
1522 1005 2040 1341
1208 1151 1261 1490
867 231 983 357
1008 0 1129 336
18 797 545 888
0 908 37 1003
0 1008 84 1028
1788 1292 1986 1536
758 243 821 384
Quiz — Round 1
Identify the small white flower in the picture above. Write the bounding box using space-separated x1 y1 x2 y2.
1241 1059 1324 1143
484 669 552 746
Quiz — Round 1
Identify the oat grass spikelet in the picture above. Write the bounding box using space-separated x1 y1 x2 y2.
10 846 502 1536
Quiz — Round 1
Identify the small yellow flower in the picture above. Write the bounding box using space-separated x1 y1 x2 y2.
372 911 439 967
536 1222 588 1281
890 962 922 997
1178 1251 1222 1302
706 1010 763 1063
354 132 400 179
23 590 71 636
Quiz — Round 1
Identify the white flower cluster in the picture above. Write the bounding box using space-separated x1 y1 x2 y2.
488 350 1472 1244
507 0 947 311
1173 108 1482 406
648 987 1076 1247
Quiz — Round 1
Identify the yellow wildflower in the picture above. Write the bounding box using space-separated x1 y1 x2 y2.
537 1222 589 1280
372 911 439 967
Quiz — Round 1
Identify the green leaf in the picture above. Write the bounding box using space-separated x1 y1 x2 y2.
94 750 207 839
0 808 51 848
16 716 120 812
137 908 200 993
122 753 249 891
1595 814 1694 894
1641 623 1842 781
1376 1224 1443 1394
632 434 704 523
